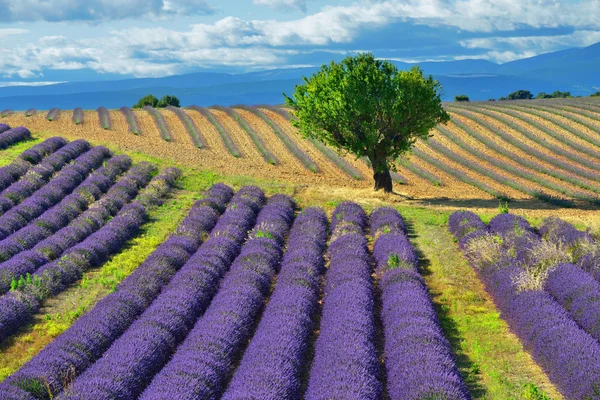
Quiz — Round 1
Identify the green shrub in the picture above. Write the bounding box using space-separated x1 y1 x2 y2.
454 95 470 102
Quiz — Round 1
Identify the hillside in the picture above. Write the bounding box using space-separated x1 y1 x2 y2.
2 97 600 213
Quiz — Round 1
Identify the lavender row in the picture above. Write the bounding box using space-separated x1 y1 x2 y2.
0 162 155 295
0 123 9 133
0 155 131 265
0 161 155 290
24 109 36 117
120 107 140 135
59 186 266 399
0 166 176 343
452 212 600 399
141 194 296 400
0 127 31 150
371 207 469 399
0 140 90 214
215 106 278 164
72 108 83 125
1 110 12 118
166 106 205 148
97 107 111 130
306 202 381 400
2 183 233 400
188 106 240 157
0 137 67 192
0 146 112 240
143 106 172 142
46 108 60 121
240 105 319 172
223 207 328 400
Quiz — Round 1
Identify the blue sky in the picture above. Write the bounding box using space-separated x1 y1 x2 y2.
0 0 599 82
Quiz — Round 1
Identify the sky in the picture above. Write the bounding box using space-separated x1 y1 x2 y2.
0 0 599 82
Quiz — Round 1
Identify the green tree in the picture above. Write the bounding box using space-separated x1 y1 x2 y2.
550 90 572 98
133 94 159 109
454 95 470 102
591 91 600 97
535 92 552 99
284 53 450 192
157 95 181 108
507 90 533 100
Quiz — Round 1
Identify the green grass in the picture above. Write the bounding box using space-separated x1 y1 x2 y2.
0 138 44 167
399 206 559 399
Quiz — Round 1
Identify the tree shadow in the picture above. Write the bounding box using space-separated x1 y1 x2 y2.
405 219 488 399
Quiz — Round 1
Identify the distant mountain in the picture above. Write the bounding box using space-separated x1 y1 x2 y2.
0 43 598 109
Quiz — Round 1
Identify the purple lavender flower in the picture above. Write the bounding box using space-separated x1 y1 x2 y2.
0 127 31 150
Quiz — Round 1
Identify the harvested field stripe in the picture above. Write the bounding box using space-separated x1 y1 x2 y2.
500 103 600 147
120 107 141 135
262 105 363 180
516 102 600 134
398 158 443 186
472 104 600 159
97 107 111 130
427 139 571 206
166 106 206 148
237 105 319 172
412 147 507 199
448 107 600 178
143 106 172 142
555 101 600 117
188 106 240 157
436 125 597 204
24 109 36 117
46 108 60 122
72 108 84 125
214 106 278 165
449 116 600 193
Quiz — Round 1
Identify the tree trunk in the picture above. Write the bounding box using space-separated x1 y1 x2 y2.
373 168 393 193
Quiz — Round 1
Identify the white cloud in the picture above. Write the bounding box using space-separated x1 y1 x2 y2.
0 0 215 22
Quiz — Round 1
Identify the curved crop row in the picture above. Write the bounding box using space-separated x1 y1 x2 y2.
46 109 60 121
24 109 36 117
306 202 381 400
58 186 266 400
120 107 140 135
483 104 600 153
371 207 470 399
0 166 178 343
449 114 600 192
188 106 240 157
0 123 9 133
72 108 83 125
239 105 319 172
436 125 594 204
412 147 507 199
140 195 296 400
0 127 31 150
0 155 131 265
426 139 566 205
2 183 234 399
166 106 205 148
97 107 111 130
0 140 90 214
0 146 112 241
449 107 600 178
452 212 600 399
399 157 443 186
474 104 600 160
222 207 327 400
262 105 363 179
0 137 67 193
144 106 172 142
215 106 278 165
512 103 600 139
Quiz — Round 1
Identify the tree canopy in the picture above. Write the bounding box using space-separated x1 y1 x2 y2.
454 95 470 102
133 94 180 108
284 53 450 192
